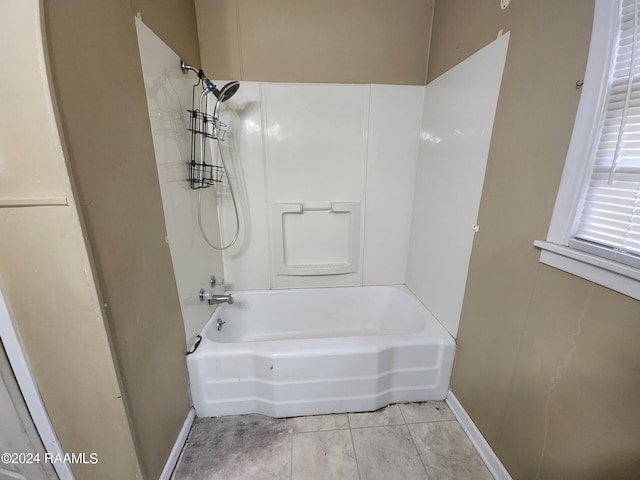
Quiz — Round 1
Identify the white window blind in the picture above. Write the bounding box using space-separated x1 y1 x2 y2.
571 0 640 268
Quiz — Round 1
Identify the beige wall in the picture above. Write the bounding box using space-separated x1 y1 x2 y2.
428 1 640 478
0 1 142 478
133 0 200 66
195 0 435 85
43 0 200 478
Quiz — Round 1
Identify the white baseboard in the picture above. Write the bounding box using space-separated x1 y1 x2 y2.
446 390 512 480
159 407 195 480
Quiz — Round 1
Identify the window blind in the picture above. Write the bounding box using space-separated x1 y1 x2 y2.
571 0 640 268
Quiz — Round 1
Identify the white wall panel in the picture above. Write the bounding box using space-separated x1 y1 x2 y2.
364 85 424 285
217 82 425 291
262 84 369 287
136 20 223 346
262 84 369 202
406 33 509 338
214 81 271 290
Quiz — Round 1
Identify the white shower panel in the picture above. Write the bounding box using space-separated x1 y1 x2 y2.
263 84 369 287
262 84 369 203
364 85 425 285
215 82 424 291
406 33 510 338
136 19 225 346
213 81 271 290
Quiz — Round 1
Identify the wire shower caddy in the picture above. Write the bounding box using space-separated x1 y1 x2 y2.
187 82 227 189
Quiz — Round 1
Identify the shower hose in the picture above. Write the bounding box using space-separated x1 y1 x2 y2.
196 94 240 250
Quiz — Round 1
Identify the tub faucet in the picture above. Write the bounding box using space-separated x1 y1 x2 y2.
208 294 234 305
199 288 234 305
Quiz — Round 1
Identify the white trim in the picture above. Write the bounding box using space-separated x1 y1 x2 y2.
0 196 68 208
535 241 640 301
158 407 195 480
547 0 619 244
539 0 640 299
0 291 75 480
446 390 512 480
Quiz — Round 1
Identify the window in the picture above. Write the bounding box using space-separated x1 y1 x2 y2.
536 0 640 300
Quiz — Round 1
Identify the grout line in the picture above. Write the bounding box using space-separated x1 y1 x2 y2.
348 425 362 480
398 403 408 424
348 423 405 430
404 418 457 425
405 422 432 479
401 418 429 478
293 426 351 434
289 426 294 480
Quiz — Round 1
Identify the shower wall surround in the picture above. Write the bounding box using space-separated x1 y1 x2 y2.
137 20 509 341
407 33 509 337
215 82 425 290
136 19 225 345
217 36 508 329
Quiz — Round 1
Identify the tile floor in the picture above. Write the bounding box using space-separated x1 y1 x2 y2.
172 401 493 480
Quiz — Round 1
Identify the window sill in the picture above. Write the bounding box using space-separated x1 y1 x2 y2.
534 240 640 301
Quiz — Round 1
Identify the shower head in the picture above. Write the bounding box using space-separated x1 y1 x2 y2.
214 81 240 102
180 60 239 102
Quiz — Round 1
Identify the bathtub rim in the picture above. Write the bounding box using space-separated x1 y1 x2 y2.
191 284 455 355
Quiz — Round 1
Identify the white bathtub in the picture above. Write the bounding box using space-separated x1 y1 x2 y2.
187 285 455 418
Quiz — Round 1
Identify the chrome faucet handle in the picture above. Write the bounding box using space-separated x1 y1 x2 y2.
198 288 214 302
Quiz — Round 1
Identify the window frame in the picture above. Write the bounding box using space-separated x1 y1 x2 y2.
536 0 640 301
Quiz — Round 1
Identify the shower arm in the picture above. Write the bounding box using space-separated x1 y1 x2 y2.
181 60 219 95
180 60 202 78
181 60 240 104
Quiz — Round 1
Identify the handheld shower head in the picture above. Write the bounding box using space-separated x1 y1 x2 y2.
203 80 240 102
215 81 240 102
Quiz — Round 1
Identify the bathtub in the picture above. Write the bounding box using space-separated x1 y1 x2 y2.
187 285 455 418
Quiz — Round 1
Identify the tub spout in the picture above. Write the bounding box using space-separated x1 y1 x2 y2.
208 294 234 305
199 289 234 305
